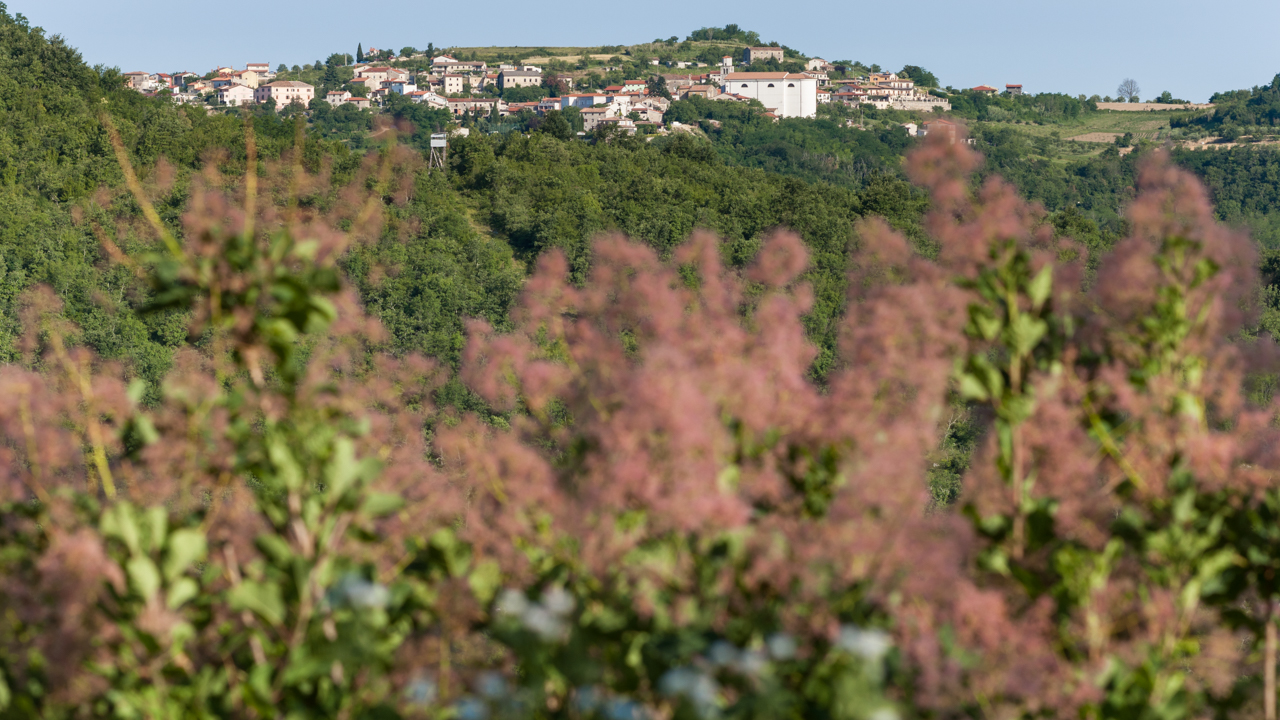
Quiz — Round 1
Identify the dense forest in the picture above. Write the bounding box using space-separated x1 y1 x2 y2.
9 6 1280 718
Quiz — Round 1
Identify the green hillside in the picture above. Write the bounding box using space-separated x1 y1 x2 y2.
6 7 1280 720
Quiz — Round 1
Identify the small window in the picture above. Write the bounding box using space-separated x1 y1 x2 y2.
741 84 748 88
787 83 795 87
767 83 775 88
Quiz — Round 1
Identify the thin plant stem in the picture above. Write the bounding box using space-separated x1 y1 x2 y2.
1267 601 1276 720
100 114 185 260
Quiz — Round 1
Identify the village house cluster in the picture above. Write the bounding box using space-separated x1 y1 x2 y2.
126 64 323 108
119 47 1026 133
653 55 964 118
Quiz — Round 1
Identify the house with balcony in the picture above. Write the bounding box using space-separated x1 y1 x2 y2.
382 80 417 95
409 91 448 109
216 83 255 106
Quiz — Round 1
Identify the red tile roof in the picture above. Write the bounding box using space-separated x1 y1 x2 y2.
723 72 803 80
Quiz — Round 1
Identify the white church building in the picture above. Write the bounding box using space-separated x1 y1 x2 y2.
720 72 817 118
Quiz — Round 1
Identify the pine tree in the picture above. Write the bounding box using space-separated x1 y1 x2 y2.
357 43 364 63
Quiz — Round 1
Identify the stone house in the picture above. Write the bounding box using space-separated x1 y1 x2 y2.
594 116 637 135
683 85 717 99
580 107 615 131
358 67 409 87
632 105 664 123
442 74 467 95
446 97 502 117
742 46 784 65
498 70 541 90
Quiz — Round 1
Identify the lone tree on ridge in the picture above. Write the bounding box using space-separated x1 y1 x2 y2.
1117 77 1141 103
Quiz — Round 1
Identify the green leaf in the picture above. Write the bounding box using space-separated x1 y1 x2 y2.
326 437 361 498
1000 394 1037 425
1009 315 1048 357
626 632 649 669
958 372 990 401
468 559 502 604
261 317 299 345
968 306 1002 341
127 556 162 600
267 436 304 491
1027 264 1053 309
132 414 160 445
102 503 142 554
256 534 294 565
163 529 207 582
967 354 1004 399
247 662 274 705
292 239 320 260
167 577 200 610
432 528 471 577
229 580 286 626
360 492 404 518
126 378 147 405
981 548 1011 576
144 506 168 554
306 296 338 332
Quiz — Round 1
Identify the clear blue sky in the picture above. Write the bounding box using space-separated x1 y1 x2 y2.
16 0 1280 102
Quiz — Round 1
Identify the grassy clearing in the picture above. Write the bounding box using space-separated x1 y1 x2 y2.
445 40 744 65
1001 109 1203 138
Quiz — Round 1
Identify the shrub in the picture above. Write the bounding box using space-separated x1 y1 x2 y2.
0 125 1277 719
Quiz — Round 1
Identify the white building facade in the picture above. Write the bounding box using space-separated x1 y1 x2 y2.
720 72 817 118
254 81 315 106
217 83 255 106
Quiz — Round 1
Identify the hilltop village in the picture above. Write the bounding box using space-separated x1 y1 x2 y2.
118 40 1031 137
